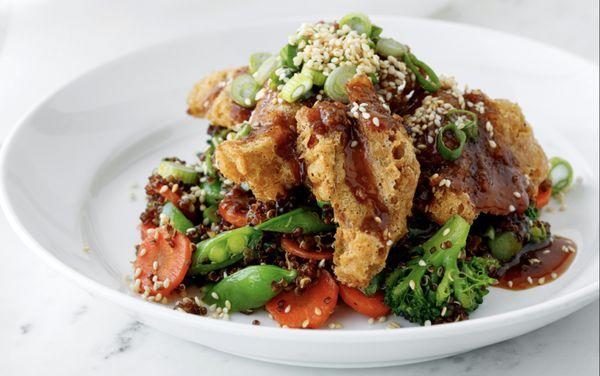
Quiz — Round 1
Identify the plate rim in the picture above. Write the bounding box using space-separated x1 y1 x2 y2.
0 15 598 341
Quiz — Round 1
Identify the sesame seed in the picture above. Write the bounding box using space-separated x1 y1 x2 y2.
284 305 291 314
443 228 450 236
328 323 336 329
409 280 416 290
424 320 432 326
350 140 358 148
508 205 516 212
386 239 393 246
225 300 232 310
527 276 534 284
163 278 170 289
418 259 427 267
171 184 179 193
373 117 380 126
551 272 558 279
159 185 168 194
155 293 163 302
507 280 514 288
134 267 141 278
489 140 497 149
362 112 371 120
441 306 447 317
152 261 159 271
513 191 522 198
387 322 401 329
302 319 310 328
314 307 322 316
538 277 546 285
378 316 387 323
211 292 219 300
374 216 382 223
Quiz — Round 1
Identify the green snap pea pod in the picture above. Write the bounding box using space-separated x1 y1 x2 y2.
201 179 223 205
161 202 194 233
255 208 335 234
489 232 522 262
190 253 244 275
204 265 297 312
187 226 262 276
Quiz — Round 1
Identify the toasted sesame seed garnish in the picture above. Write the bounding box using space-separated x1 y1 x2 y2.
387 322 401 329
368 317 375 325
350 140 358 148
373 117 380 126
442 228 450 236
302 319 310 328
551 272 558 279
328 323 336 329
211 292 219 300
378 316 387 323
409 280 416 290
527 276 534 284
154 293 163 302
513 191 522 198
424 320 432 326
159 185 168 194
489 140 497 149
507 280 514 288
284 305 291 314
441 306 447 317
543 249 551 254
139 247 147 256
418 259 427 267
374 216 382 223
82 245 91 253
225 300 232 310
152 261 159 271
538 277 546 285
508 205 516 212
314 307 322 316
386 239 394 246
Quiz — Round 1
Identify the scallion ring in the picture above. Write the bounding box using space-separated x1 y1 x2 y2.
324 65 357 103
548 157 573 195
230 74 260 108
249 52 272 74
253 55 281 86
339 12 372 36
279 44 299 70
301 65 326 86
280 72 313 103
447 109 478 139
376 37 408 58
370 24 383 42
436 123 467 161
404 53 441 93
235 121 252 139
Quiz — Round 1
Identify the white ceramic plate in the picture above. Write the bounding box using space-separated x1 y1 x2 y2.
1 16 598 368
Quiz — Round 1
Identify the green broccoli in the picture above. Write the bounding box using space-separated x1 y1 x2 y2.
384 215 499 325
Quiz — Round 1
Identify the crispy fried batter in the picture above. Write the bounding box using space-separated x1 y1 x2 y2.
187 67 251 128
491 99 549 197
296 75 419 287
215 89 302 201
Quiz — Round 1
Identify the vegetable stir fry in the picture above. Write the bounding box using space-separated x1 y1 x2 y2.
131 13 577 329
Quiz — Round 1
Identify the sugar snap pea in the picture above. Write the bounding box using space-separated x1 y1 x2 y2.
255 208 334 234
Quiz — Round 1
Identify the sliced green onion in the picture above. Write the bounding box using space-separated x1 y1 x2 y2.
253 55 281 86
324 65 357 103
548 157 573 195
279 44 299 70
447 109 478 139
249 52 272 74
203 146 216 177
376 37 408 58
256 208 334 234
436 123 467 161
301 65 326 86
404 53 441 93
235 121 252 139
339 12 372 36
269 66 294 90
280 72 313 103
230 74 260 108
157 160 198 184
489 232 522 262
161 202 194 234
370 24 383 42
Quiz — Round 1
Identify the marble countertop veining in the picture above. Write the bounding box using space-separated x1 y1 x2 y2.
0 0 598 375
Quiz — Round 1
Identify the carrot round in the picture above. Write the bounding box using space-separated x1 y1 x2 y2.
266 270 339 329
339 284 390 318
134 227 192 297
281 238 333 260
218 201 249 228
536 183 552 209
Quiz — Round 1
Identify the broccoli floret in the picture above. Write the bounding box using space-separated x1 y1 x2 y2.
384 215 499 325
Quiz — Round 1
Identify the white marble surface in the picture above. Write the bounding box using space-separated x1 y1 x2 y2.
0 0 598 374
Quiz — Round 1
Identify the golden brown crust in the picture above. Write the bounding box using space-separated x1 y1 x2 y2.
491 99 549 197
187 67 251 128
296 75 420 287
215 89 302 201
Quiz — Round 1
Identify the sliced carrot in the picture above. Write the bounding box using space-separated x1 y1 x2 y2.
266 270 339 329
536 183 552 209
218 201 249 228
339 284 390 318
140 222 156 241
134 227 192 296
281 238 333 260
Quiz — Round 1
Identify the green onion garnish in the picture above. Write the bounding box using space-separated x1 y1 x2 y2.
436 123 467 161
548 157 573 195
280 44 299 70
404 53 441 93
376 37 407 58
446 109 478 139
249 52 272 74
231 74 260 108
280 72 313 103
253 55 281 86
324 65 357 103
235 121 252 139
301 65 326 86
339 12 372 36
370 24 383 42
157 160 199 184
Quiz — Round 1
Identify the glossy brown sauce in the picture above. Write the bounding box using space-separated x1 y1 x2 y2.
496 236 576 290
230 103 252 123
342 124 389 235
413 92 530 216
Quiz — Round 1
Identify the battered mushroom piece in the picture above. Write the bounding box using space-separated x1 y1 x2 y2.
187 67 252 128
405 79 547 224
296 75 420 288
214 89 303 201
